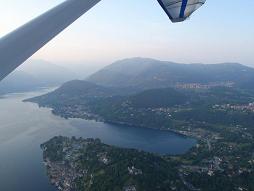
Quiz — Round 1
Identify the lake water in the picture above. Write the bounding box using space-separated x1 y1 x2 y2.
0 90 196 191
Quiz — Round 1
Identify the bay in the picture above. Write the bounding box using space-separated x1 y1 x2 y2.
0 89 196 191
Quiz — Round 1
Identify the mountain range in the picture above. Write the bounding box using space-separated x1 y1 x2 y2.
87 57 254 89
0 60 76 95
28 57 254 106
3 57 254 96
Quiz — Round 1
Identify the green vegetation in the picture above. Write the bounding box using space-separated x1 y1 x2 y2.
87 58 254 89
42 136 184 191
36 85 254 190
29 59 254 190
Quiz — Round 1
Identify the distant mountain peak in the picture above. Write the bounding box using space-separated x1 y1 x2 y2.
87 58 254 89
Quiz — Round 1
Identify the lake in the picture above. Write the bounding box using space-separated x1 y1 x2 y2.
0 89 196 191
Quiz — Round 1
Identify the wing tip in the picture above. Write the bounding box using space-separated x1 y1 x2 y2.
170 18 186 23
158 0 206 23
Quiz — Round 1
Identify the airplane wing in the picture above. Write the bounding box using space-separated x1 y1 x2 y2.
157 0 206 23
0 0 101 81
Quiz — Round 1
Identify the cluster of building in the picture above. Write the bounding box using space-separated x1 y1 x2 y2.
52 104 100 120
181 156 223 177
43 158 84 191
175 82 234 89
123 185 137 191
128 166 143 176
206 157 224 176
213 103 254 112
97 152 110 165
41 138 98 191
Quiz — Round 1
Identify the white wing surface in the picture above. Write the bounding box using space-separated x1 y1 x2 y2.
157 0 206 22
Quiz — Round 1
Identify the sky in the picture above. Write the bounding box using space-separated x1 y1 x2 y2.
0 0 254 66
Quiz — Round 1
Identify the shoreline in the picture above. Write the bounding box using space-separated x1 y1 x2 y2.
26 102 200 156
29 101 197 140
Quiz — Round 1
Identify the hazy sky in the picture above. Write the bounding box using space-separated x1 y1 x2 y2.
0 0 254 66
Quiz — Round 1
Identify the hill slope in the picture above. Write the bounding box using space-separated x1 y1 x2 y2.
0 70 43 95
0 60 76 95
88 58 254 89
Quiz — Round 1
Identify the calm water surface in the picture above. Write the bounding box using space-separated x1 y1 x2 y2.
0 89 196 191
